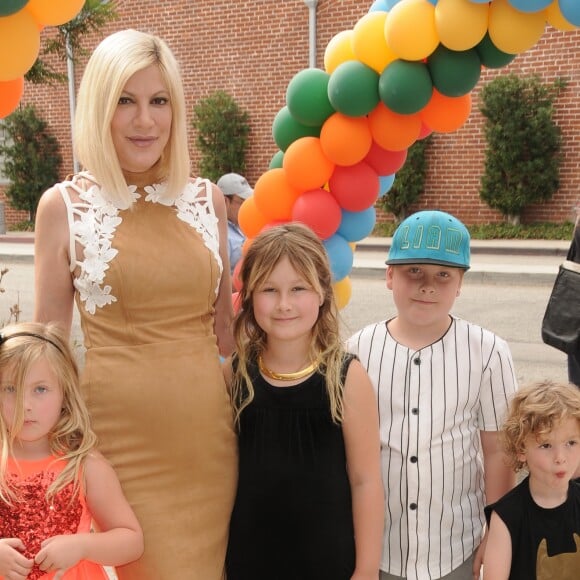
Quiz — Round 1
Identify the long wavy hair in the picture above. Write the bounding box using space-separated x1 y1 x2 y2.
231 223 345 426
501 380 580 472
0 322 98 504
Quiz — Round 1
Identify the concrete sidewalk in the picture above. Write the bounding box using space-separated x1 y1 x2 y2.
0 232 570 285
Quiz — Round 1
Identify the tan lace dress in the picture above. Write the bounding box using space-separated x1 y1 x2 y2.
58 173 237 579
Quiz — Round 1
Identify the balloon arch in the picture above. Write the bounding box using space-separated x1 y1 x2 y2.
1 0 578 308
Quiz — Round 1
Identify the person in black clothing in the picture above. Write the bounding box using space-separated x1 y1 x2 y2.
484 381 580 579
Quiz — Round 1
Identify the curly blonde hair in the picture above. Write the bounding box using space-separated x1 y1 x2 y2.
0 322 98 504
501 381 580 472
231 223 345 427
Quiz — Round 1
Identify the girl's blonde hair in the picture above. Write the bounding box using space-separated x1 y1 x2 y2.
75 29 190 208
231 223 345 426
0 322 97 504
502 381 580 472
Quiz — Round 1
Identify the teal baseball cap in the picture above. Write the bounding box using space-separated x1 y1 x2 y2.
386 210 470 270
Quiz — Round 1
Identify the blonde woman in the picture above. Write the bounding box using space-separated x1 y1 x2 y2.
34 30 237 578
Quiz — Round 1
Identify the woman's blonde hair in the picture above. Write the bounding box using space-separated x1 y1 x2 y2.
231 223 345 426
502 381 580 472
75 29 190 208
0 322 98 504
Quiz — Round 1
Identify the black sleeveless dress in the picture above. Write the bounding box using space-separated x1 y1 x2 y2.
226 356 356 580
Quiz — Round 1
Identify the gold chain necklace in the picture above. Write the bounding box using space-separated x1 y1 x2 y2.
257 355 318 382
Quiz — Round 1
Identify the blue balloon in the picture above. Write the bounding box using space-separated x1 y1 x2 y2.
560 0 580 26
337 207 377 243
323 234 353 282
386 0 402 8
507 0 551 12
466 0 491 3
369 0 389 12
378 174 395 198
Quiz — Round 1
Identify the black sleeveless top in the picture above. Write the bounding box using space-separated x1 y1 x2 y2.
226 355 356 580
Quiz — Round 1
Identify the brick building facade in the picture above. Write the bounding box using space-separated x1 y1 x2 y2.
2 0 579 227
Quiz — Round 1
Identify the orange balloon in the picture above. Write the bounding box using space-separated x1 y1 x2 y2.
320 113 373 167
238 197 268 239
420 89 472 133
368 103 421 151
0 11 40 81
241 236 254 256
253 168 302 222
25 0 85 27
283 137 335 191
0 77 24 119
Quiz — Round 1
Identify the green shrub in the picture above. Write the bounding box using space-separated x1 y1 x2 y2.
0 106 61 222
479 74 564 224
192 91 250 182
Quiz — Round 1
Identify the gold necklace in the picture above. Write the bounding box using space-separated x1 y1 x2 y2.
258 355 318 382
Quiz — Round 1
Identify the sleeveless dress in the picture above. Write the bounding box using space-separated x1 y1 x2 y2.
226 356 356 580
0 455 108 580
58 173 237 579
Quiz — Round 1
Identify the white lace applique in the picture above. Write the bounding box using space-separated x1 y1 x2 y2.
145 180 223 295
70 183 139 314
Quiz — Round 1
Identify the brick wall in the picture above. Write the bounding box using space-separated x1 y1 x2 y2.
3 0 579 228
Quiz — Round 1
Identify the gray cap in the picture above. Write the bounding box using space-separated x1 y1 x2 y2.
217 173 253 200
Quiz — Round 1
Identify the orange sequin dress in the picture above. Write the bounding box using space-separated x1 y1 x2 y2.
0 455 108 580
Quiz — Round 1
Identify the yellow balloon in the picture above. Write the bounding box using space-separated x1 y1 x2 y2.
26 0 85 27
385 0 439 61
0 10 40 81
435 0 489 51
546 1 577 32
488 0 546 55
352 12 397 74
324 30 355 74
333 276 352 310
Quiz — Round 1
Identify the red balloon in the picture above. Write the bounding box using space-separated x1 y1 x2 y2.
232 260 243 292
291 188 342 240
232 291 242 315
364 141 408 175
328 162 379 212
0 77 24 119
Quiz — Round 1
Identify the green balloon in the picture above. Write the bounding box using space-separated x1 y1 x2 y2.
272 106 321 152
0 0 28 17
379 60 433 115
428 45 482 98
476 33 517 69
327 60 380 117
269 150 284 169
286 68 335 127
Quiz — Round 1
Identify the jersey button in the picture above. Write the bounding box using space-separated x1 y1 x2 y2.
413 357 421 365
410 503 418 510
411 408 419 415
410 456 418 463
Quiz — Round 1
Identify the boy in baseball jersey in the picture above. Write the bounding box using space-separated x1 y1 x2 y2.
347 210 517 580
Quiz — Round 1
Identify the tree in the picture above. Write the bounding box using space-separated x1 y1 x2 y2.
25 0 118 85
192 91 250 182
479 74 563 225
378 136 431 223
0 106 61 222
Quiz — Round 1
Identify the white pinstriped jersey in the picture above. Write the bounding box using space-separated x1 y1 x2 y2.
346 316 517 580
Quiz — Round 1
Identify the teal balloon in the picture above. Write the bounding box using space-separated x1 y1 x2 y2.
286 68 335 127
272 106 321 152
0 0 28 16
475 33 516 69
269 150 284 169
379 60 433 115
328 61 380 117
427 45 481 97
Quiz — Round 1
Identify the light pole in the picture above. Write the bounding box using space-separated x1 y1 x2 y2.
303 0 319 68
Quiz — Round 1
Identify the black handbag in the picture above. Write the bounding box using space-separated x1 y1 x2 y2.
541 260 580 355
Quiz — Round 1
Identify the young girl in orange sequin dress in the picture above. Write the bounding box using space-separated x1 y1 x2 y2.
0 323 143 580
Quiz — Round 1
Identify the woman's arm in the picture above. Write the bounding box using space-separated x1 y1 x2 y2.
33 186 75 334
35 452 143 574
211 183 235 357
342 359 384 580
482 511 512 580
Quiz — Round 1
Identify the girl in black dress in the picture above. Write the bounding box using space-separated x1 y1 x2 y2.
224 223 383 580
